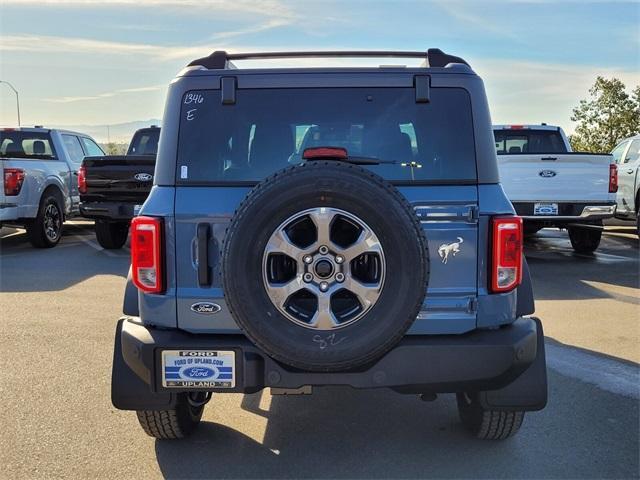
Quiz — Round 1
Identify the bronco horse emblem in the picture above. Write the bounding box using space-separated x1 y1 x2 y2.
438 237 464 264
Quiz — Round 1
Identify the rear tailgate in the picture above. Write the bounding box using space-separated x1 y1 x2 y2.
498 153 614 203
81 155 155 203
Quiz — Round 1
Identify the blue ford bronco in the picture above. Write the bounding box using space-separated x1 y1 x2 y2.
112 49 547 441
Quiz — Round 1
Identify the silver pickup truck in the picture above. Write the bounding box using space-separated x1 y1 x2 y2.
0 127 104 247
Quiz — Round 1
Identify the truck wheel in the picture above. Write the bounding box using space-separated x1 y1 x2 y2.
568 224 602 253
456 393 525 440
26 191 64 248
223 162 429 372
135 393 206 439
95 220 129 249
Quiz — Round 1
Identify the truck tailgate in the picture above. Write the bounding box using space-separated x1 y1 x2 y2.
81 155 155 203
498 153 614 202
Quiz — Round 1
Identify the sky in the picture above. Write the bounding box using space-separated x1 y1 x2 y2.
0 0 638 142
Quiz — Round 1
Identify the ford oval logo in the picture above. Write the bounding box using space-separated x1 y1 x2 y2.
134 173 153 182
539 170 556 178
181 366 216 379
190 302 221 314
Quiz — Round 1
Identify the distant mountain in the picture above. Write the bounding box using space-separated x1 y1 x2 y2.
52 119 162 143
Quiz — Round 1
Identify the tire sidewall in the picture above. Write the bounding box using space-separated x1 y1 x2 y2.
29 192 63 248
223 163 429 371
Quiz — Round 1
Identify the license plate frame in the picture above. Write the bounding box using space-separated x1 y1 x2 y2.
533 202 558 216
161 350 236 388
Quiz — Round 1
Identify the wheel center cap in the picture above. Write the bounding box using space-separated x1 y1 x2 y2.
314 259 334 278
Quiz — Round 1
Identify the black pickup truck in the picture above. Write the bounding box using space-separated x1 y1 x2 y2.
79 126 159 249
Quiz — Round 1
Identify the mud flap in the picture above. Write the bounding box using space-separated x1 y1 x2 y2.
111 319 176 411
478 317 547 411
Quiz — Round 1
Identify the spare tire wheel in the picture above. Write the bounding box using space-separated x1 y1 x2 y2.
222 161 429 372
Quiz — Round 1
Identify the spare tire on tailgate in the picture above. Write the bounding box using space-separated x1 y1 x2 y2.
222 161 429 372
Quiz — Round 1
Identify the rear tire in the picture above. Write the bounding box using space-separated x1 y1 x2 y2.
136 393 206 439
27 191 64 248
568 224 602 253
456 393 525 440
95 220 129 249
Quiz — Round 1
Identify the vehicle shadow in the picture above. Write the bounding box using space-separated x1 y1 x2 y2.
524 229 639 302
154 369 639 479
0 223 129 292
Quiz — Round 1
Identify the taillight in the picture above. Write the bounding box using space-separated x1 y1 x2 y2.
4 168 25 196
491 216 523 293
131 216 163 293
609 164 618 193
302 147 348 160
78 165 87 194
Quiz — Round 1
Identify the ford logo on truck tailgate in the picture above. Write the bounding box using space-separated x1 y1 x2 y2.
539 170 556 178
134 173 153 182
191 302 221 314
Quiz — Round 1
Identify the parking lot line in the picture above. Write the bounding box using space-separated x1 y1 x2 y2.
546 342 640 399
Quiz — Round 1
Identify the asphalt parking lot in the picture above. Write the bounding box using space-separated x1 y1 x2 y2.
0 221 638 479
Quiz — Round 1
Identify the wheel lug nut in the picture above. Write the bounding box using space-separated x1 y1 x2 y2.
303 255 313 264
335 273 345 283
319 245 329 255
319 281 329 292
303 273 313 283
335 255 344 264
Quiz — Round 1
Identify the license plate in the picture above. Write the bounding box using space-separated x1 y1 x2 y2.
161 350 236 388
534 202 558 216
133 204 142 216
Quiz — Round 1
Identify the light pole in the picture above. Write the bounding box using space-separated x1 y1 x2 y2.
0 80 21 126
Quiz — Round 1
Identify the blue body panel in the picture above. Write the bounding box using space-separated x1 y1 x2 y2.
137 182 519 334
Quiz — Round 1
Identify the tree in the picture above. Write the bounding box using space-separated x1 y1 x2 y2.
100 142 128 155
569 77 640 152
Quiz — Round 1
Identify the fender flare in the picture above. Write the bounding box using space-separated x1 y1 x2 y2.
516 257 535 317
122 267 140 317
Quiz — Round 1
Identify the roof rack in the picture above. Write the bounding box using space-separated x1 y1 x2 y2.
187 49 469 70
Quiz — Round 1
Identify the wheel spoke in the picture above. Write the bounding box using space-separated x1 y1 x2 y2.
262 207 385 330
308 208 337 248
310 294 339 330
264 276 305 308
264 230 305 260
342 276 381 309
338 229 382 262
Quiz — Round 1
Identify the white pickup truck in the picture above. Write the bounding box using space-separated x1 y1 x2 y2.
494 124 617 253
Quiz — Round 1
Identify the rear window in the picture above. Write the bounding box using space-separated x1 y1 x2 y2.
128 129 160 155
494 129 567 154
0 131 56 159
176 87 476 183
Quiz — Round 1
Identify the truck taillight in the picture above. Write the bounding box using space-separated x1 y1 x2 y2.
4 168 25 196
131 216 164 294
78 165 87 194
609 164 618 193
491 216 523 293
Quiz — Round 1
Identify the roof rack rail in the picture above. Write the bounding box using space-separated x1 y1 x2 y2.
187 49 469 70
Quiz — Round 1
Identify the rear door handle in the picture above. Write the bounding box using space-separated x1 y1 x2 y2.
627 169 634 174
541 157 557 161
196 223 211 287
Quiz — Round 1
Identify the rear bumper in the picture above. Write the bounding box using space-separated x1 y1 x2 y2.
513 202 615 221
0 204 19 222
113 316 547 411
79 201 137 221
